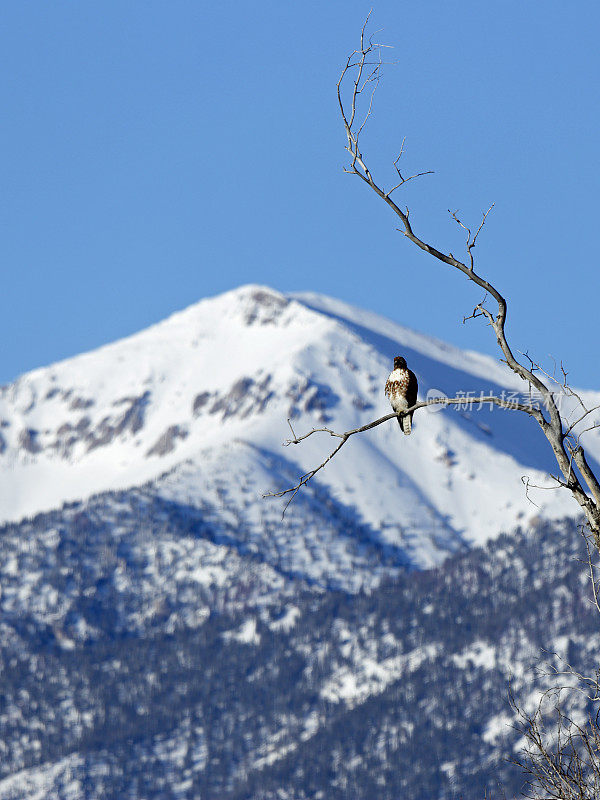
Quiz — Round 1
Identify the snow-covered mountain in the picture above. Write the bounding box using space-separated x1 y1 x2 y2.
2 284 598 577
2 285 600 799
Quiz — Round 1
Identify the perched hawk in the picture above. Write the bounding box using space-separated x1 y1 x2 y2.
385 356 418 435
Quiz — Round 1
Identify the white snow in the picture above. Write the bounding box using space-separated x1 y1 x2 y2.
482 711 514 746
0 754 84 800
452 640 497 670
269 605 301 633
222 618 260 645
321 643 441 707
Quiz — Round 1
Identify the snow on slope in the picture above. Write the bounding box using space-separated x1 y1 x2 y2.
1 284 598 571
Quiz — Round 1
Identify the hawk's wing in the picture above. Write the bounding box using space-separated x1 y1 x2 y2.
406 370 418 408
384 378 393 398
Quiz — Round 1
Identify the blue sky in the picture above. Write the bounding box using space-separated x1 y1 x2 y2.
2 1 599 387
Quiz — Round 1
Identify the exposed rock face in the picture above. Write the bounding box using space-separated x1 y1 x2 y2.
87 391 151 451
69 396 95 411
209 375 274 420
192 376 275 422
242 289 289 326
19 428 42 454
192 392 211 417
0 420 9 455
28 392 153 459
286 377 340 422
54 417 92 458
147 425 188 457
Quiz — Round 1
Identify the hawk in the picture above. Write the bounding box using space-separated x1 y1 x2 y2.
385 356 418 435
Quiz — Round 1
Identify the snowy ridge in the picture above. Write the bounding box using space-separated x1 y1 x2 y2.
1 283 598 574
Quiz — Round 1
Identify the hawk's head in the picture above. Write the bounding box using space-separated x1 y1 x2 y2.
393 356 408 370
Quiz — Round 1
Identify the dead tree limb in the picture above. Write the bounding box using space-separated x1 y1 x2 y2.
511 675 600 799
332 17 600 547
264 394 545 516
266 16 600 549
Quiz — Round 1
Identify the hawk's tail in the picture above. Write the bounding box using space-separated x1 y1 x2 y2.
398 414 412 436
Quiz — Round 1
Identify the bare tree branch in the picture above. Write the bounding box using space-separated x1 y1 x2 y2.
564 411 600 440
267 14 600 551
511 669 600 799
306 16 600 800
332 14 600 546
384 140 434 197
450 204 495 271
265 395 545 513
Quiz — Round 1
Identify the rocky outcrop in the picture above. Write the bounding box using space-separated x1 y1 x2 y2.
146 425 188 457
87 391 151 451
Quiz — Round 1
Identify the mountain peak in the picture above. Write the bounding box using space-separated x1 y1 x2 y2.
223 284 291 327
1 284 597 570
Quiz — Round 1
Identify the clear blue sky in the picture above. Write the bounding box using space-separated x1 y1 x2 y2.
2 1 599 387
